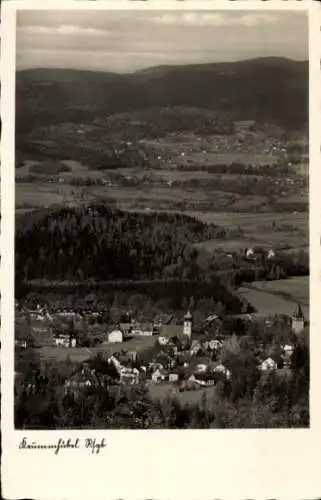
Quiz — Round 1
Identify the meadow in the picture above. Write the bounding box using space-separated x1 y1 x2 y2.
16 172 308 257
237 276 309 318
35 335 158 364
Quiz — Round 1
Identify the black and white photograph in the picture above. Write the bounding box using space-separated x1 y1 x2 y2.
12 6 311 431
3 2 321 499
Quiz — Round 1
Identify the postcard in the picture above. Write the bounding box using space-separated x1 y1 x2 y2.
1 1 321 499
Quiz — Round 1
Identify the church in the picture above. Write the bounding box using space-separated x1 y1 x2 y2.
158 309 194 345
291 303 306 335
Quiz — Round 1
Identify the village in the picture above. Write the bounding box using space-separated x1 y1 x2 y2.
15 293 308 399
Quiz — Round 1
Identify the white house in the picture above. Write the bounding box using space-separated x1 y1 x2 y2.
283 344 294 354
54 334 76 348
169 373 179 382
245 248 255 259
209 339 222 351
15 339 27 349
267 249 275 260
194 363 207 373
108 355 122 372
108 329 123 344
213 363 231 380
158 336 169 346
190 340 201 356
152 368 167 383
120 367 139 385
259 357 277 371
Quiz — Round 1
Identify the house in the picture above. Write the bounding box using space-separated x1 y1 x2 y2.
154 313 175 327
152 368 167 383
158 336 169 346
188 372 214 387
189 356 210 374
120 372 139 385
29 311 45 322
158 325 182 339
54 333 76 348
245 248 255 259
133 323 156 336
119 323 134 335
108 329 123 344
267 249 275 260
158 309 193 344
118 351 133 366
64 365 101 394
108 355 122 372
194 363 207 373
156 351 174 369
211 363 231 380
169 372 179 383
119 367 139 385
204 314 220 326
283 344 294 354
127 350 137 363
259 357 278 371
209 339 222 351
190 340 202 356
281 344 294 367
15 339 28 349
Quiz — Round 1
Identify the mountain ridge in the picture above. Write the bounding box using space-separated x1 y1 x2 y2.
16 57 308 132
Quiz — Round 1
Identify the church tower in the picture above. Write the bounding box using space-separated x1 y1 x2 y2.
183 309 193 341
292 303 305 335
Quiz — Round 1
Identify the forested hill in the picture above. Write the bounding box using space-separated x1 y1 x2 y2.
16 57 308 133
16 205 227 282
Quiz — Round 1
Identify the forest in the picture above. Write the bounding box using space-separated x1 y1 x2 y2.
16 204 309 314
16 205 227 282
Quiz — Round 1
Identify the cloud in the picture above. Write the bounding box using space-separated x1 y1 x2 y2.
18 24 110 37
151 12 278 27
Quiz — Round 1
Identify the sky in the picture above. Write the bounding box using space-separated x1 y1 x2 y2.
16 10 308 73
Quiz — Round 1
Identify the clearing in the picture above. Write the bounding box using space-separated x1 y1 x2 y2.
237 276 309 318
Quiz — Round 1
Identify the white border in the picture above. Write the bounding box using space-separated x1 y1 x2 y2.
1 2 321 499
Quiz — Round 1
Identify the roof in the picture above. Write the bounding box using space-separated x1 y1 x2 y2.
261 357 277 364
292 303 304 319
137 322 153 331
184 310 192 320
119 323 133 332
162 314 176 325
109 329 123 336
54 332 76 339
205 314 220 323
159 325 184 338
189 356 210 368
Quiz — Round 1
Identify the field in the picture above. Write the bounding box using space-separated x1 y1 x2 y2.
16 175 309 254
194 211 308 253
34 335 158 364
237 276 309 318
16 124 308 257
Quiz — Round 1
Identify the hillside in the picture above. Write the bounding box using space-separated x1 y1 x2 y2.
15 204 227 282
16 58 308 135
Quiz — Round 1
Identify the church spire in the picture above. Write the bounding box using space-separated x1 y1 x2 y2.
293 303 304 319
